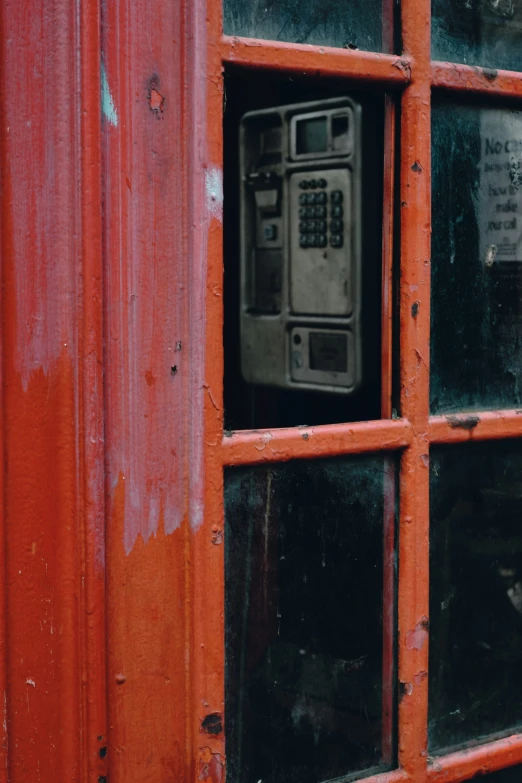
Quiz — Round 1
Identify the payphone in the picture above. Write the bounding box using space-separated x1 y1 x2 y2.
239 97 362 394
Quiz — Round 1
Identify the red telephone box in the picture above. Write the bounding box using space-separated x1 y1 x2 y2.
2 1 522 782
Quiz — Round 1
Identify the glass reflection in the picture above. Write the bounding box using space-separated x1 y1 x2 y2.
431 101 522 413
225 456 395 783
432 0 522 72
223 0 386 53
430 442 522 751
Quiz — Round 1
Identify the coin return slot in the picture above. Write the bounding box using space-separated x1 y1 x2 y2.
309 332 348 373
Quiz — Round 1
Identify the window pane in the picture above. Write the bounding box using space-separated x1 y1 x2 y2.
223 0 385 52
482 766 522 782
225 456 395 782
431 101 522 414
430 441 522 751
432 0 522 72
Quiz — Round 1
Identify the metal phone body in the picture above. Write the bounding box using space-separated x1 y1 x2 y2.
239 97 362 394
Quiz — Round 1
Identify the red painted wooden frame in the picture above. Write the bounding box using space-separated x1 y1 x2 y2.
217 4 522 783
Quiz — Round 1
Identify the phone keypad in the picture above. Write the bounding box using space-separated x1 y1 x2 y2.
299 178 328 190
300 234 327 249
297 178 344 249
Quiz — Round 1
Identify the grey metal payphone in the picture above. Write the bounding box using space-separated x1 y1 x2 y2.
239 97 362 394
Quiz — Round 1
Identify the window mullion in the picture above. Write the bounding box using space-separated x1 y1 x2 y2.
398 0 432 778
220 36 411 86
432 60 522 98
221 419 412 466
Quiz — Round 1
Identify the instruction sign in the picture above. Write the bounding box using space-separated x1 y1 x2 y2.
478 110 522 267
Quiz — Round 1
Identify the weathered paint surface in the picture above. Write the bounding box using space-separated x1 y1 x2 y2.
101 1 221 550
397 0 431 778
1 0 106 782
2 1 522 783
2 0 224 777
102 26 186 552
102 0 225 778
101 63 119 126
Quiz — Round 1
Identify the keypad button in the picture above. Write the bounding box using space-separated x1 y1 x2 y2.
299 235 308 248
306 193 315 204
316 220 326 232
316 192 327 205
309 234 318 248
299 207 307 218
330 234 343 248
306 220 316 232
305 207 314 218
299 221 308 233
299 180 309 189
309 179 317 189
318 178 327 188
330 219 343 233
331 190 344 204
313 206 326 218
331 204 343 218
317 234 327 248
299 193 307 205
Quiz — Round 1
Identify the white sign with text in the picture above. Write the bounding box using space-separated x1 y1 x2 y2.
478 110 522 267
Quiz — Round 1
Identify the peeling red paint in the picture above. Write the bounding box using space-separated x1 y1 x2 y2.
222 419 412 465
403 682 414 697
198 747 224 783
148 88 165 114
406 617 429 651
414 670 428 686
103 9 190 552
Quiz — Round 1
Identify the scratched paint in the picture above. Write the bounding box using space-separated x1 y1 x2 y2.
102 0 220 548
101 62 118 126
4 0 520 782
205 167 223 222
101 0 201 775
186 0 214 534
198 747 224 783
103 38 186 552
406 617 429 651
6 4 77 390
0 0 110 775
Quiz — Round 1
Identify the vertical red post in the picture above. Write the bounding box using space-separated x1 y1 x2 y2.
0 0 107 780
186 0 226 778
398 0 432 778
101 0 226 779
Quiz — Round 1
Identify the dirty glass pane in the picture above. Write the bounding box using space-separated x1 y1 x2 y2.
223 0 385 53
432 0 522 72
225 455 396 783
431 101 522 414
430 441 522 751
481 766 522 782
